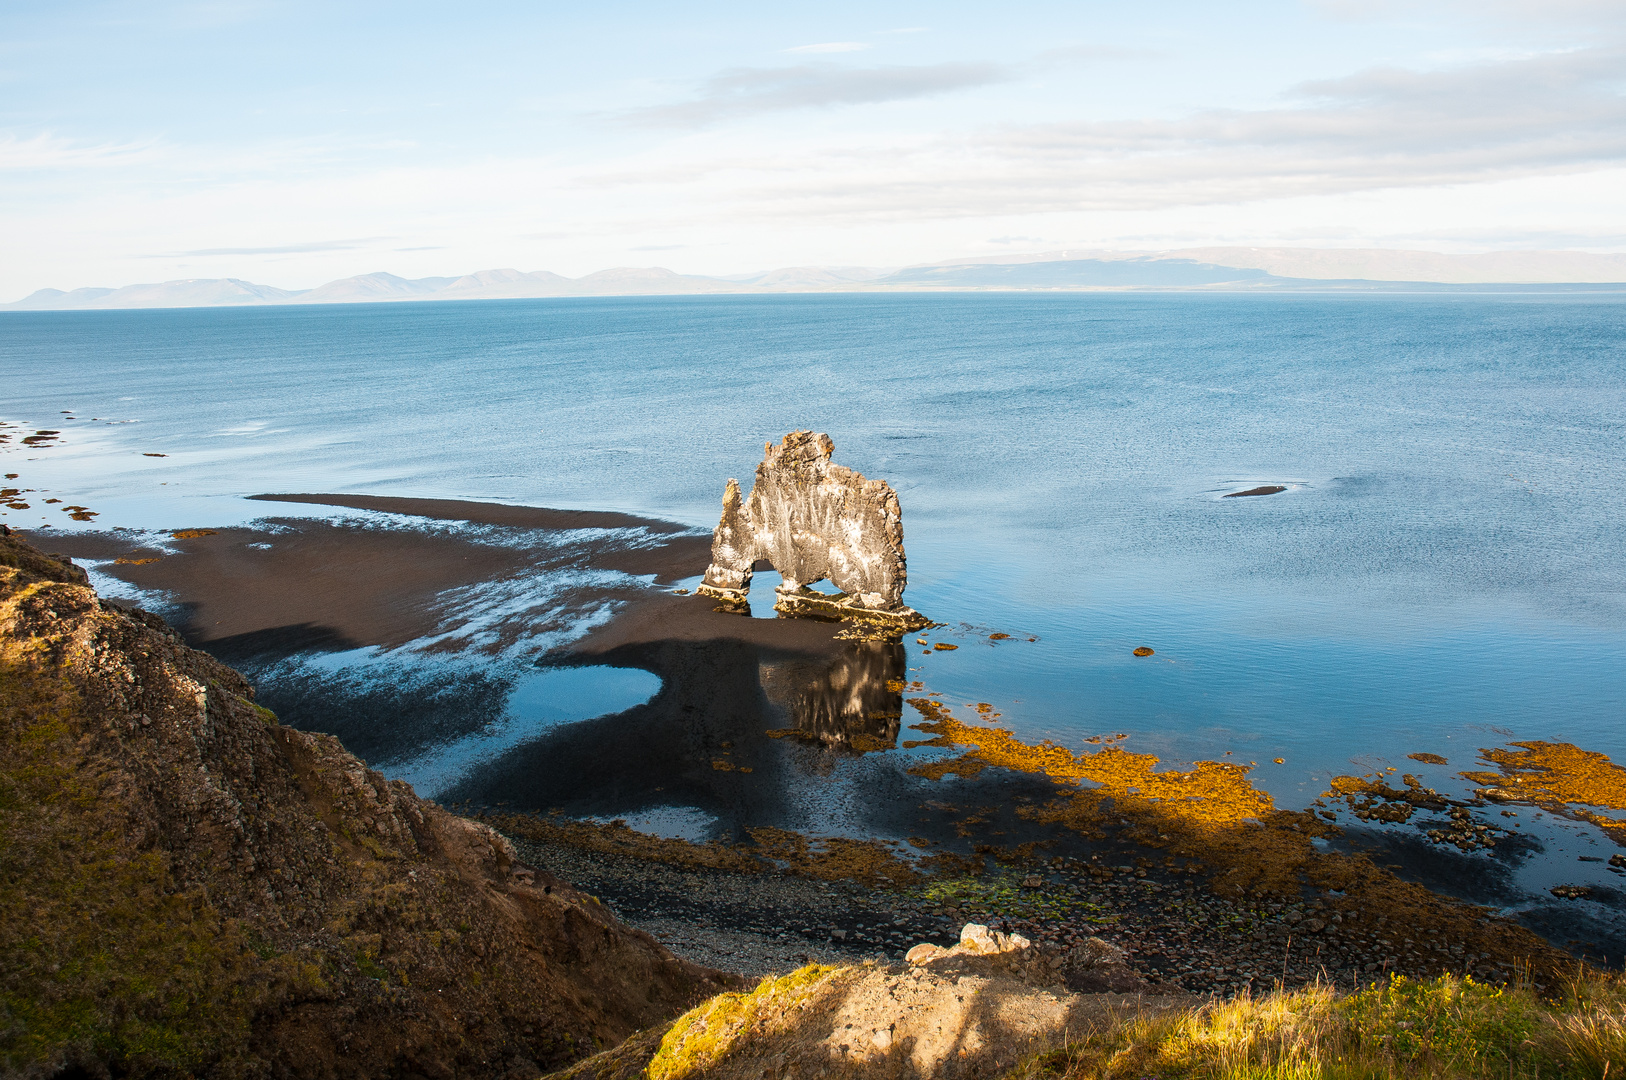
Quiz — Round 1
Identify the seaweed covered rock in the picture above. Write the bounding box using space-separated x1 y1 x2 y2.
0 532 729 1079
698 432 928 633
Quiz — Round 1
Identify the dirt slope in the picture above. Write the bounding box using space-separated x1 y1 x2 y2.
0 532 730 1079
550 929 1191 1080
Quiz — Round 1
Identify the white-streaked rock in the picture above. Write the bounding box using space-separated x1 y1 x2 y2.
698 431 928 632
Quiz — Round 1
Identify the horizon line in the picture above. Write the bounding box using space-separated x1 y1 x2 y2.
10 247 1626 310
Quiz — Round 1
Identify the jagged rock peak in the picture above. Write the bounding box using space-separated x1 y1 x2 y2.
698 432 926 632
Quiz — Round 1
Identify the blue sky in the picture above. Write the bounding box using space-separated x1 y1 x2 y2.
2 0 1623 295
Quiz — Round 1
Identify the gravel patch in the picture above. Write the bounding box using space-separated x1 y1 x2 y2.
509 837 958 976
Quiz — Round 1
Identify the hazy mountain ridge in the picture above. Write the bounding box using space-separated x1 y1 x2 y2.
956 247 1626 284
7 248 1624 310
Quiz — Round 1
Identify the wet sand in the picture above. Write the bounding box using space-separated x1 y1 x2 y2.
248 493 693 535
44 494 849 664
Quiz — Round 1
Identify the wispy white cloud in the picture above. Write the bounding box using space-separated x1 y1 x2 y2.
785 42 870 54
715 45 1626 219
1313 0 1626 25
149 237 394 257
554 41 1626 248
0 132 156 170
1035 43 1156 65
618 61 1011 128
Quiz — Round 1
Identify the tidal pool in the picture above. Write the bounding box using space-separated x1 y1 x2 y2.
389 664 662 798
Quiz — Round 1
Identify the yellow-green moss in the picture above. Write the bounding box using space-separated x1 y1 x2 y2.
646 965 840 1080
0 654 301 1075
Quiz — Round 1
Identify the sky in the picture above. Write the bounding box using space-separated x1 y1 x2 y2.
2 0 1624 297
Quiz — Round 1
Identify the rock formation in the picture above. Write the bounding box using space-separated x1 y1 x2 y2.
698 432 928 632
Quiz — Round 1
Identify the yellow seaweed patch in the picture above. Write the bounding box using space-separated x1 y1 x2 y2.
746 827 920 889
901 697 1333 895
171 529 217 539
1408 752 1448 765
1461 741 1626 842
113 557 161 566
932 642 958 651
906 697 1270 820
1133 646 1155 657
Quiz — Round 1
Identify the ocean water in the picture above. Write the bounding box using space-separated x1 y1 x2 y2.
4 293 1625 898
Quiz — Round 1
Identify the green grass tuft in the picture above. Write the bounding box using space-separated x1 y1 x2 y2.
1003 971 1626 1080
647 965 839 1080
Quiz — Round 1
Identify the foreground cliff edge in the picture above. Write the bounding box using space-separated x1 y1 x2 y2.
0 532 731 1079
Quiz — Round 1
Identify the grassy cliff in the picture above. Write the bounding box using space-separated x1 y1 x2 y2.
0 533 728 1078
552 962 1625 1080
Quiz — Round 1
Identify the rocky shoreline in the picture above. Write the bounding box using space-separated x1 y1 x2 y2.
495 814 1539 998
4 521 1614 1080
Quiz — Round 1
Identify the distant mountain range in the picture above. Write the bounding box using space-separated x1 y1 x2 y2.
8 248 1625 311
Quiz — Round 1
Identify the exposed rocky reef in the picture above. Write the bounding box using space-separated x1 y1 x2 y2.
698 432 929 634
0 532 728 1079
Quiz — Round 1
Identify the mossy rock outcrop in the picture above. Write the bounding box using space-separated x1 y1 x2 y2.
0 532 728 1079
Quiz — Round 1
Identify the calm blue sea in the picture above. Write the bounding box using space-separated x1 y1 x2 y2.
4 293 1624 879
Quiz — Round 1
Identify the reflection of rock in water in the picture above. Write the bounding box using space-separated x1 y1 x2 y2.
761 641 905 754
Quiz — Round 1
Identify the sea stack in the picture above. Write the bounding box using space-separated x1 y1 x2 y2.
698 431 929 634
